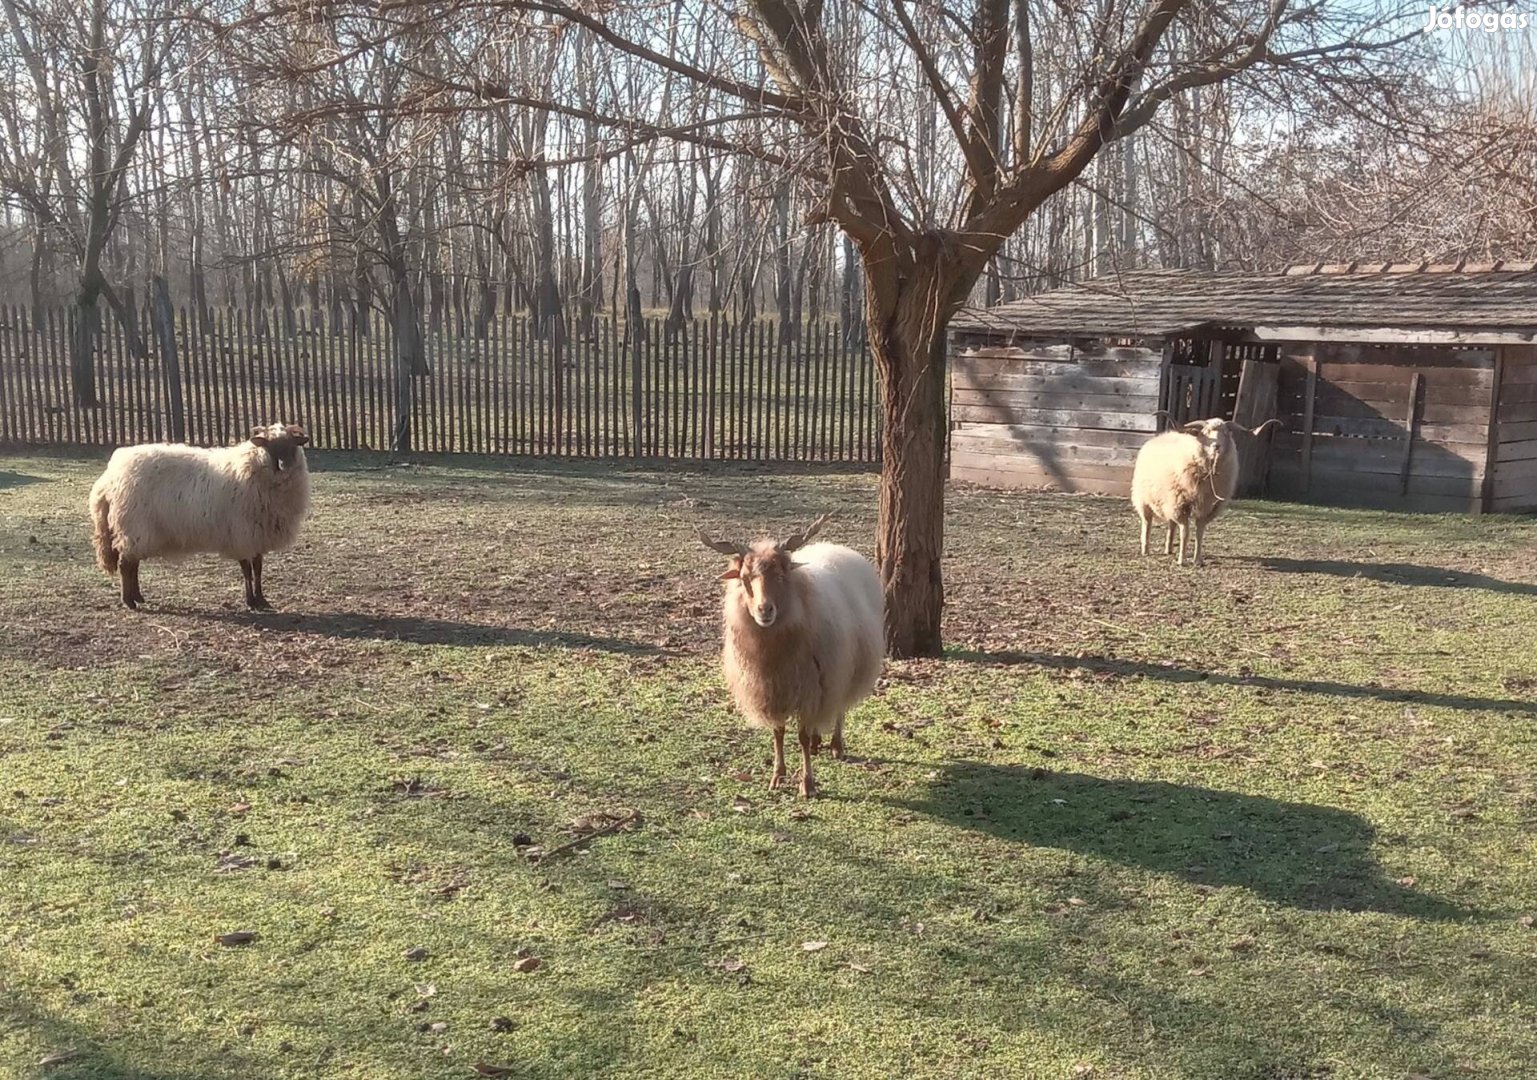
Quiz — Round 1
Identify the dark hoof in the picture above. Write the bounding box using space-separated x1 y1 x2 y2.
798 775 819 799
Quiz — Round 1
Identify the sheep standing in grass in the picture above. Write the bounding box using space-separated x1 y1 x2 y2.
699 515 884 798
1131 417 1281 567
89 423 311 610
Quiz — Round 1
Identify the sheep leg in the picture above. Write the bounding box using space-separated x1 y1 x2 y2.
1138 513 1150 556
768 727 787 791
797 724 819 799
1177 521 1189 567
1193 520 1207 568
240 557 271 611
830 715 846 760
1164 522 1175 556
251 554 270 610
120 560 143 610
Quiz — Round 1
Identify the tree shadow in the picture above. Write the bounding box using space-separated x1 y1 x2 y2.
0 470 46 490
203 610 670 654
949 648 1537 714
1231 556 1537 596
891 762 1471 918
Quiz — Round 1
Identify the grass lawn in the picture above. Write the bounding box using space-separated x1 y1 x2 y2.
1 449 1534 1080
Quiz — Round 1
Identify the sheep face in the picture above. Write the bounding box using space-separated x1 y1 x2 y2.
698 514 831 630
722 545 800 629
250 423 310 473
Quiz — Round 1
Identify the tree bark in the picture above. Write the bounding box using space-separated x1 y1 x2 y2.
862 234 969 658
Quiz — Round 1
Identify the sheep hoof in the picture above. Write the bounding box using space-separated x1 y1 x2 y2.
829 741 847 761
767 772 786 791
247 597 273 612
798 775 819 799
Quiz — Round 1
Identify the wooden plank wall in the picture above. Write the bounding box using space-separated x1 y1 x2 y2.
1490 345 1537 512
949 338 1161 496
1270 343 1492 513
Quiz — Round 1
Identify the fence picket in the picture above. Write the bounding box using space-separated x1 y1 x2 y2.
0 305 877 463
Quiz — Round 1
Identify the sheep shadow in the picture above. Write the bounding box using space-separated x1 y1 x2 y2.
892 763 1470 918
0 469 46 490
1232 556 1537 596
950 648 1537 715
208 610 670 654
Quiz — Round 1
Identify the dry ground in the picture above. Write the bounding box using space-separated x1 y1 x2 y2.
1 449 1534 1080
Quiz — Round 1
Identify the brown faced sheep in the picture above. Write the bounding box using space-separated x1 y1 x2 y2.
89 423 311 610
699 514 884 798
1131 417 1281 567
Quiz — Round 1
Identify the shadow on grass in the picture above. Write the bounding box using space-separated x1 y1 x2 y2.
208 610 670 654
950 648 1537 714
892 762 1471 918
1232 556 1537 596
0 470 46 490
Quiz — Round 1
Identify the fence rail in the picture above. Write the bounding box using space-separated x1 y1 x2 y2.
0 306 882 462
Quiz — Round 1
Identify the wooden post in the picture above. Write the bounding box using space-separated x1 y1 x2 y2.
1482 348 1506 514
1299 353 1318 494
1398 371 1423 495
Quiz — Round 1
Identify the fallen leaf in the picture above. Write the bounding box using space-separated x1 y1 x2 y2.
1519 915 1534 928
788 807 811 821
801 941 829 952
719 958 746 973
489 1016 515 1033
729 770 754 783
1396 876 1417 888
403 947 430 961
473 1065 517 1077
513 956 541 973
606 879 630 891
215 931 257 946
229 802 251 816
1067 897 1086 907
38 1050 84 1067
848 962 872 973
731 796 752 813
1228 936 1256 952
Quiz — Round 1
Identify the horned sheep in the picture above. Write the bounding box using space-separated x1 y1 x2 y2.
89 423 312 610
1131 417 1281 567
699 515 884 798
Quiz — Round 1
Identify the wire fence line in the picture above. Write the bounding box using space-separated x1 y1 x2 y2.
0 305 883 462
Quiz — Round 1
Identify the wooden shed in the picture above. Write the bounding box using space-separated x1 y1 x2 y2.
949 262 1537 513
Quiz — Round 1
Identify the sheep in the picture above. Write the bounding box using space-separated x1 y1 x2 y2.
1131 417 1281 567
698 514 884 798
89 423 311 611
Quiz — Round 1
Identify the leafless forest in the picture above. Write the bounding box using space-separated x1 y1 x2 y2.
1 0 1533 654
1 2 1531 336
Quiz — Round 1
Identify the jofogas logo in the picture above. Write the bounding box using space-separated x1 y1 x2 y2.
1422 5 1530 31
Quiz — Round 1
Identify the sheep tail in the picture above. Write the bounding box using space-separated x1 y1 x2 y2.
91 490 119 576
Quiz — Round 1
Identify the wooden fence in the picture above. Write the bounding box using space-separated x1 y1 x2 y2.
0 306 882 462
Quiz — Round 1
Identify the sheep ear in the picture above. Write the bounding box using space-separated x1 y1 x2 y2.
249 427 269 446
718 558 742 581
286 425 310 445
1180 421 1207 434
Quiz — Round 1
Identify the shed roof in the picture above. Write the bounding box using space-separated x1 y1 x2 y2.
954 262 1537 341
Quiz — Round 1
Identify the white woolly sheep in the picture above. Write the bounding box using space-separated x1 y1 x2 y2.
89 422 312 610
1131 417 1281 567
698 514 884 799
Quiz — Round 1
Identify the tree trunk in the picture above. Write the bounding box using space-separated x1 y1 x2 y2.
71 279 102 408
863 236 972 658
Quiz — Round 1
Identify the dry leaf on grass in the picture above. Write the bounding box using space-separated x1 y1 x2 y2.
513 956 542 973
473 1064 517 1076
38 1050 84 1067
801 941 829 952
214 931 257 946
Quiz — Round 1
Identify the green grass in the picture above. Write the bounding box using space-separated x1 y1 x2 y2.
1 450 1535 1080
